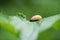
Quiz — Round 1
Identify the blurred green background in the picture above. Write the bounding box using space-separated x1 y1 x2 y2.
0 0 60 19
0 0 60 40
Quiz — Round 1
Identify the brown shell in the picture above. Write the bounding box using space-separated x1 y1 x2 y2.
30 15 42 22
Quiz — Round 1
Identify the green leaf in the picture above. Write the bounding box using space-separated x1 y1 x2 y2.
0 13 60 40
0 27 18 40
37 28 60 40
52 19 60 30
10 14 59 40
0 14 19 37
36 14 60 40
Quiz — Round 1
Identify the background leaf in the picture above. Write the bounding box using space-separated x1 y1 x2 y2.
0 0 60 19
0 27 18 40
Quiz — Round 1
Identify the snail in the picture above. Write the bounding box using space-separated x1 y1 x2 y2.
30 15 42 22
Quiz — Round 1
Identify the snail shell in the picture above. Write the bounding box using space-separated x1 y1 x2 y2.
30 15 42 22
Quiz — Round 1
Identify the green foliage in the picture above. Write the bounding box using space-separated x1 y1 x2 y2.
0 13 60 40
0 0 60 40
0 14 19 37
37 28 60 40
0 0 60 19
52 19 60 30
0 27 18 40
